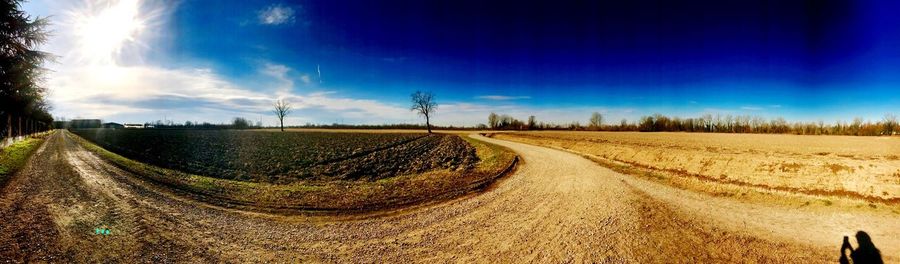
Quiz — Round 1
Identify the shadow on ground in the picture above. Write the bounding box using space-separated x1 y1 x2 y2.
840 231 883 264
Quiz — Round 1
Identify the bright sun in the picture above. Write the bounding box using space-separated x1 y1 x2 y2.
73 0 145 65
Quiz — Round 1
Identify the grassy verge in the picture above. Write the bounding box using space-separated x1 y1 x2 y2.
67 131 517 214
0 136 47 187
463 135 517 173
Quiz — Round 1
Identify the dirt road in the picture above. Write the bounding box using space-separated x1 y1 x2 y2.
1 131 896 262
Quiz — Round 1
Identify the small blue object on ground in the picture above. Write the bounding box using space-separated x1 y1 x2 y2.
94 228 111 235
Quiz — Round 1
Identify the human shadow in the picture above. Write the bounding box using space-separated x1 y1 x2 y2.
839 231 883 264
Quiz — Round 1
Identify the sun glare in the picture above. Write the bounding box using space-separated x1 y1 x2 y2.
73 0 145 65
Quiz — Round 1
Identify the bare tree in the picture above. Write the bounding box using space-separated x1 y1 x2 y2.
851 117 864 136
410 91 437 133
273 99 291 132
488 112 499 129
589 112 603 129
884 113 897 136
527 115 537 130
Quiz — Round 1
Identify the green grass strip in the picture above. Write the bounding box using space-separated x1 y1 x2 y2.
0 137 45 186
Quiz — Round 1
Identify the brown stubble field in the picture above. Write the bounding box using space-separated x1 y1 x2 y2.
490 131 900 207
62 129 517 214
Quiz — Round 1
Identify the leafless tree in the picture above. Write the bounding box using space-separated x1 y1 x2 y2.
569 121 581 130
589 112 603 129
488 112 499 129
410 91 437 133
273 99 291 132
884 113 897 135
851 117 864 136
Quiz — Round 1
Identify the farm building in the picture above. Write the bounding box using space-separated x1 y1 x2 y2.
124 123 145 129
70 119 102 129
103 122 124 129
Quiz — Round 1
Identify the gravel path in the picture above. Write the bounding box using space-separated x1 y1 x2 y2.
1 131 895 262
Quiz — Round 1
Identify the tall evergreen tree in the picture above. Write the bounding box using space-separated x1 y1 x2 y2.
1 0 53 137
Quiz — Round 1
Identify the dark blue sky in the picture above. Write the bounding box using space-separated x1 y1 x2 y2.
26 0 900 124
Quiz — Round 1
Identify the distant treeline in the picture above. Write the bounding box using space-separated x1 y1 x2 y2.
287 123 474 130
58 117 263 130
79 112 898 137
72 118 474 131
118 118 263 130
486 112 899 136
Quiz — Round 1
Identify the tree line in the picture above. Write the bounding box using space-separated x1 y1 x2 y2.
147 117 265 130
487 112 607 131
486 112 899 136
1 0 53 141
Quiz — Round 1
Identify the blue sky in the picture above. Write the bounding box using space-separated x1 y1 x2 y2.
24 0 900 126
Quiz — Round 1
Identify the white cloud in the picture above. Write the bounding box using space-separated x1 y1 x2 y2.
28 0 414 126
47 62 412 125
33 0 797 128
259 63 293 94
257 4 295 25
476 95 531 100
261 63 290 77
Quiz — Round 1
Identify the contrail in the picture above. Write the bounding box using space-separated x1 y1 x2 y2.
317 64 322 84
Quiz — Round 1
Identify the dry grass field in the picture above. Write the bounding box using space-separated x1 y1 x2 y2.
490 131 900 204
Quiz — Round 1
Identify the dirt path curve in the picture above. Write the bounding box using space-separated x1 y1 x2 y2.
0 131 894 262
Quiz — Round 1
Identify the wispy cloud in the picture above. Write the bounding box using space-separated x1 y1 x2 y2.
316 64 322 84
258 4 295 25
476 95 531 101
260 63 294 92
35 1 413 125
33 0 809 127
299 74 311 84
739 105 782 111
702 108 735 114
48 63 411 125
